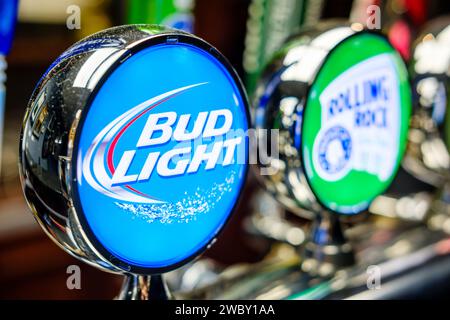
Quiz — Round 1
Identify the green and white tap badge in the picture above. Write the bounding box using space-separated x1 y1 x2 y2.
302 33 411 214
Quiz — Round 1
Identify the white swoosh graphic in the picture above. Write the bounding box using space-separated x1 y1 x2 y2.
80 82 208 203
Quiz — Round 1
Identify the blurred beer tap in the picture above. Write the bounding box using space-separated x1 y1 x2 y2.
253 20 411 276
405 17 450 186
377 16 450 229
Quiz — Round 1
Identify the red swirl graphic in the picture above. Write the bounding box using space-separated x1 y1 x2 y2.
105 93 180 199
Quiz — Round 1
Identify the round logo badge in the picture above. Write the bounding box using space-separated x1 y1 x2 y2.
73 41 248 270
302 33 411 214
316 126 352 180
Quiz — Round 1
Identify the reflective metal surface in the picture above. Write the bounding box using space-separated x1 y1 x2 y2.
252 21 359 217
301 212 355 277
181 216 450 300
405 16 450 187
244 189 307 246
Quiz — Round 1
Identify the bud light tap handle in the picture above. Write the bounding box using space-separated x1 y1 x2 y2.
19 25 250 299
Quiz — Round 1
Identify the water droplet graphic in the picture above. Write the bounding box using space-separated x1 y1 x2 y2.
115 171 236 224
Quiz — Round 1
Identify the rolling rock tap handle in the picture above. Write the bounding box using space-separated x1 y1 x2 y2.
19 25 250 300
253 21 411 274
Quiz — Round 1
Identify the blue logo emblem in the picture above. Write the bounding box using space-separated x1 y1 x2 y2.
318 126 352 175
74 43 248 270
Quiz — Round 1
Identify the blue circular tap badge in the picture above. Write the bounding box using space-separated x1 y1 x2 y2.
73 41 249 271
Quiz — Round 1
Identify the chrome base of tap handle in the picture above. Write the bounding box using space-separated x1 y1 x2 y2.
117 274 172 300
301 211 355 277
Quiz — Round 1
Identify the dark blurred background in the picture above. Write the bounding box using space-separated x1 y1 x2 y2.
0 0 449 299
